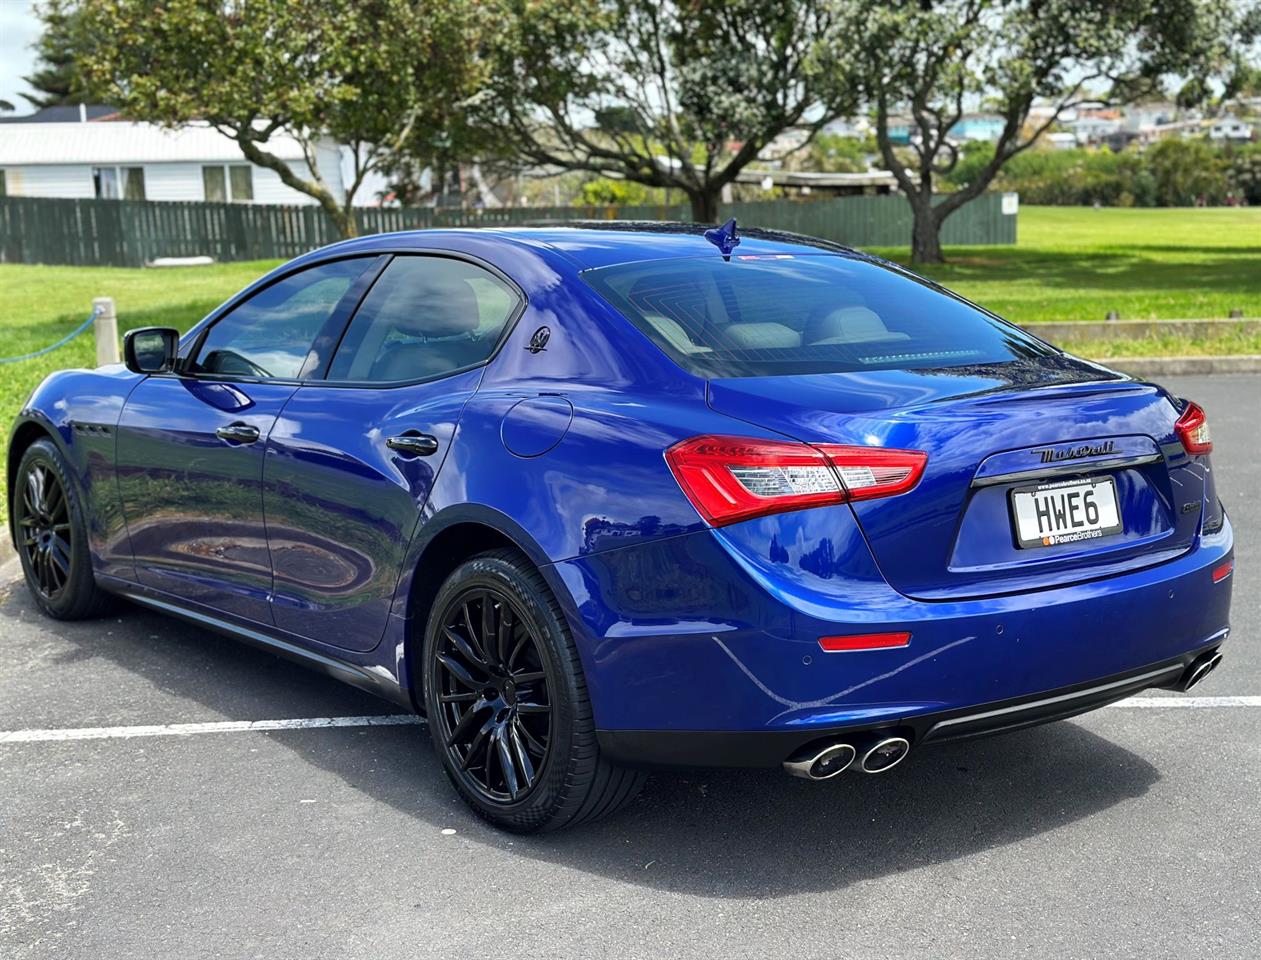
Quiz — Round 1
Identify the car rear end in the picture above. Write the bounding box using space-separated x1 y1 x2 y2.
569 243 1234 776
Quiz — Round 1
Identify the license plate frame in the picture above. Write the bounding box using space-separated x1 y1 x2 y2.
1009 476 1123 549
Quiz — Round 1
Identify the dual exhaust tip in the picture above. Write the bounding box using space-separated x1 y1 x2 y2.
783 736 911 780
1177 650 1224 692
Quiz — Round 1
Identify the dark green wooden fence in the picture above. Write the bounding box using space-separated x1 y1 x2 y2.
0 192 1015 267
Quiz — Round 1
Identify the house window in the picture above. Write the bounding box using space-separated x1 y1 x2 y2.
93 166 145 200
0 170 6 197
203 164 254 203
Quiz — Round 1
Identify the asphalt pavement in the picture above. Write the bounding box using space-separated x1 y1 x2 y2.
2 374 1259 960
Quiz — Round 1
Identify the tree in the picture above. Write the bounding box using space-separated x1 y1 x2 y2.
81 0 486 238
839 0 1240 263
475 0 854 223
22 1 90 109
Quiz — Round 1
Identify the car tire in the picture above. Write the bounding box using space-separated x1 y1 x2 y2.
422 548 646 832
12 438 114 621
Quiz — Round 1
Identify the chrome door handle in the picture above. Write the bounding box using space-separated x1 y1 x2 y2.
386 434 439 457
215 422 260 444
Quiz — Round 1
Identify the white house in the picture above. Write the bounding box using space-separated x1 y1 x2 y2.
0 117 373 205
1209 115 1254 142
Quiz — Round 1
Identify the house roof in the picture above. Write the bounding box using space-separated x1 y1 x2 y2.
0 104 121 124
0 120 310 166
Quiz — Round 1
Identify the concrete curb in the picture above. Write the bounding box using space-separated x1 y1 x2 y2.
1094 354 1261 378
1025 318 1261 342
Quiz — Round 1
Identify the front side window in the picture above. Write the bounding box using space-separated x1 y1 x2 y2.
583 253 1057 378
327 256 520 383
190 258 371 380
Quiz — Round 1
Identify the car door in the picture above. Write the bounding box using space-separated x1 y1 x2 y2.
263 253 523 650
115 257 380 623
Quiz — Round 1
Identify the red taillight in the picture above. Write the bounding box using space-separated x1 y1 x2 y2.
1212 559 1233 583
664 435 927 527
1175 401 1213 456
819 631 911 652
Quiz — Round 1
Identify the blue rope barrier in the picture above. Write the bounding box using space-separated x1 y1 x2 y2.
0 305 103 364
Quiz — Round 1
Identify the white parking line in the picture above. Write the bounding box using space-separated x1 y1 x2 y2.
0 714 425 743
0 696 1259 745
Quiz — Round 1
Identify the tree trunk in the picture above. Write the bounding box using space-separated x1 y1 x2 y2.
909 195 944 265
235 132 358 239
688 188 721 224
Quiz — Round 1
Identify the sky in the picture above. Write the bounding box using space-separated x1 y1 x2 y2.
0 0 41 112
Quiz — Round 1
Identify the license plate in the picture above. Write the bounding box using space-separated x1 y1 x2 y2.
1010 476 1122 548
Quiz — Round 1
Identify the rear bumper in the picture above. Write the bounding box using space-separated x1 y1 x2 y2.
597 639 1224 768
553 506 1233 748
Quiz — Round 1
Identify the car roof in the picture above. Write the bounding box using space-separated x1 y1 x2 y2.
309 223 856 273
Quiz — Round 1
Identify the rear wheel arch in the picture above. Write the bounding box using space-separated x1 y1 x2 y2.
401 518 569 710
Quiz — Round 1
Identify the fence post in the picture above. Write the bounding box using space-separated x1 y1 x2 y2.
92 297 120 367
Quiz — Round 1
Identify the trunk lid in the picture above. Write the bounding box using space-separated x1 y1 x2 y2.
707 358 1203 601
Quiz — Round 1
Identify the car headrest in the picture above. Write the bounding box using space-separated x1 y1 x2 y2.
375 275 480 338
805 306 891 344
722 322 802 350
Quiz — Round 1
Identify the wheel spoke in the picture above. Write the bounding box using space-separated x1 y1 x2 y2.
516 700 550 715
494 728 520 799
443 625 489 673
512 670 546 684
497 604 514 670
439 691 480 703
481 595 499 667
514 717 547 756
460 717 495 772
445 698 490 749
509 726 536 788
44 480 63 521
436 653 483 691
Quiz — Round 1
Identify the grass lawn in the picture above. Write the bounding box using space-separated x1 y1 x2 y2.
1 204 1259 521
871 205 1261 323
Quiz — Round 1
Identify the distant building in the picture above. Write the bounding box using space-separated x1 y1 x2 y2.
0 110 381 206
1209 116 1254 142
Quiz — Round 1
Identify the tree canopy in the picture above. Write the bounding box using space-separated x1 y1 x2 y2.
81 0 487 237
473 0 855 222
839 0 1244 263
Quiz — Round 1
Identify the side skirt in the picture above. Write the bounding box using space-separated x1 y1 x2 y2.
102 577 414 711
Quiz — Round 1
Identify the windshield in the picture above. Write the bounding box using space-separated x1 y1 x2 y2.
582 253 1056 378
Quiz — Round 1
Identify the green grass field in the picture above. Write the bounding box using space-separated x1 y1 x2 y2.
1 205 1259 521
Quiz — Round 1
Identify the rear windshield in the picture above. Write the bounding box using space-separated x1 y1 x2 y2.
582 253 1055 378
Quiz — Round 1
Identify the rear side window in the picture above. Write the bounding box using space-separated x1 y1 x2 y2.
582 254 1055 378
326 256 520 383
191 258 369 379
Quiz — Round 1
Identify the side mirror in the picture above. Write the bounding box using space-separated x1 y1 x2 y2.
123 327 179 374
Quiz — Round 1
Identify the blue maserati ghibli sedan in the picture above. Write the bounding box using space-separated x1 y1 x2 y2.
7 221 1234 831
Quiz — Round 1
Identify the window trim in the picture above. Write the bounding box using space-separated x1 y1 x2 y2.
167 249 528 391
92 164 146 201
307 251 529 391
202 162 254 203
175 254 384 385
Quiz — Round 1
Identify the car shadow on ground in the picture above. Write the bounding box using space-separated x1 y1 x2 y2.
4 585 1162 900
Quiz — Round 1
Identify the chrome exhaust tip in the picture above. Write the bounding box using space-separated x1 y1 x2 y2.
858 736 911 774
1180 651 1224 692
783 742 856 780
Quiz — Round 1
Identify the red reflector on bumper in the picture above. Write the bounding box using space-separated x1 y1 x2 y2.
819 631 911 652
1212 559 1234 583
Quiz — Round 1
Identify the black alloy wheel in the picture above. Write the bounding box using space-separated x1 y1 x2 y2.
17 460 73 600
423 550 645 832
433 587 553 803
12 438 112 620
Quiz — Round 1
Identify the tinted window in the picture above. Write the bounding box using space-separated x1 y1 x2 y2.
327 256 520 383
191 259 369 379
583 254 1056 378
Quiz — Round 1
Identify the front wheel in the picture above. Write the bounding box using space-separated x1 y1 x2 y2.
12 438 113 620
422 549 645 832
